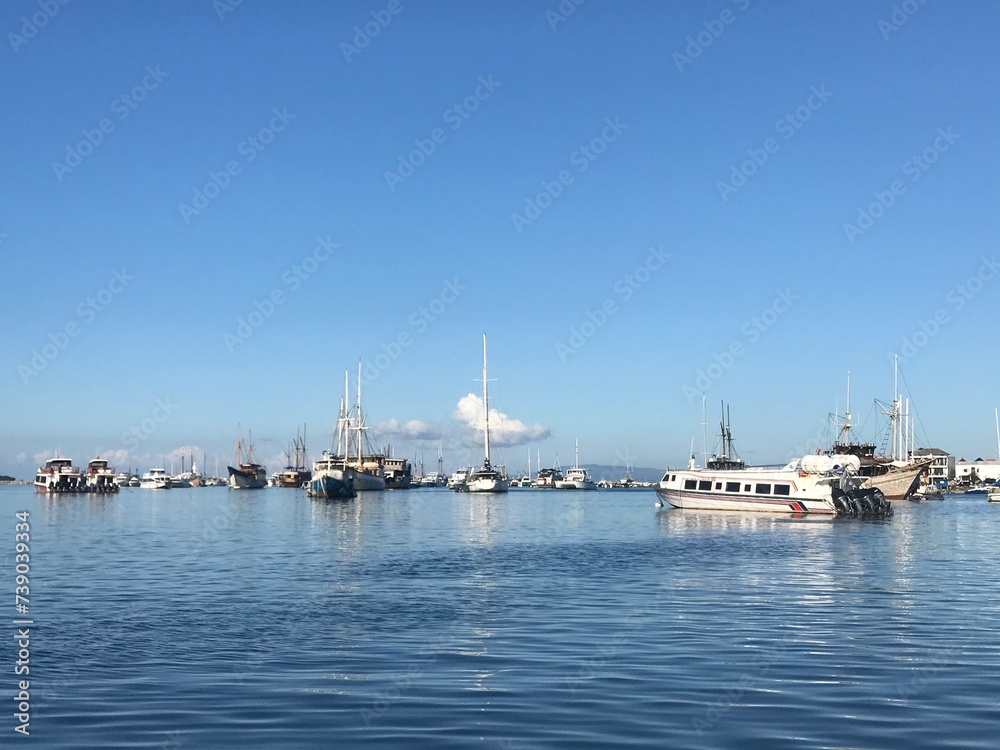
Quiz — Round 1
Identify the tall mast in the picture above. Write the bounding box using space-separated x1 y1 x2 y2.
574 438 579 469
357 359 363 464
995 407 999 463
482 332 491 466
893 355 901 461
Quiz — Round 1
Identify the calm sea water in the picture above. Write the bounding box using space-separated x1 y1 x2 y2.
3 484 999 749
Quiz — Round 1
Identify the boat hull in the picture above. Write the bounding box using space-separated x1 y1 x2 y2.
465 471 508 493
227 466 267 490
554 480 597 490
351 470 387 491
862 462 930 500
655 486 836 513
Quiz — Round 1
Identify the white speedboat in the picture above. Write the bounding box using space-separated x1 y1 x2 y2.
34 456 83 493
554 440 596 490
462 333 508 494
140 468 172 489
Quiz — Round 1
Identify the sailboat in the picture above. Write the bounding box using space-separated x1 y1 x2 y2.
278 424 312 488
227 426 268 489
313 366 386 492
829 362 932 500
463 333 508 493
554 439 597 490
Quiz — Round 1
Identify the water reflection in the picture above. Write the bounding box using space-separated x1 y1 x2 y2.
656 507 837 534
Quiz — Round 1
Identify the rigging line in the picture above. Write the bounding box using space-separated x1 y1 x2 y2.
896 364 931 447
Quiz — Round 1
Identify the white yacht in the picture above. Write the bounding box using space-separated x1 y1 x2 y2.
554 440 596 490
83 457 120 493
447 468 470 490
34 456 83 493
140 468 172 489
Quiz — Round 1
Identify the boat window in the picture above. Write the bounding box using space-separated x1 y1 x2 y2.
774 484 791 496
698 480 712 491
725 482 740 492
684 479 696 490
755 483 771 494
714 482 722 490
671 475 676 482
744 484 751 491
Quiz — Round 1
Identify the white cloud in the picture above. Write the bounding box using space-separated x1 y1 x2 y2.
15 452 26 464
452 394 551 447
376 418 445 441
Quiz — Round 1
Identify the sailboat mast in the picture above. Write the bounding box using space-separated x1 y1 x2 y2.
357 360 363 464
482 332 491 465
995 407 1000 462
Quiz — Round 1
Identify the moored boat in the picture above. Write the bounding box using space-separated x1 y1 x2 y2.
83 457 120 493
554 440 597 490
227 427 267 489
384 456 413 489
34 456 83 493
318 367 387 491
656 453 890 516
533 466 563 488
447 468 470 489
308 451 357 499
278 425 312 488
828 364 932 500
460 333 508 494
140 468 172 489
656 404 891 517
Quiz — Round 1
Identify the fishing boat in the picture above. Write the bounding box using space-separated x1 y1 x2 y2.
140 468 172 489
656 404 891 516
34 455 83 493
173 454 203 488
554 440 597 490
308 451 356 499
278 424 312 488
461 333 508 494
828 365 932 500
384 455 413 489
227 428 267 489
82 456 120 493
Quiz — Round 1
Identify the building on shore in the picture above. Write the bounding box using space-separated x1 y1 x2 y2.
955 457 1000 483
912 448 955 486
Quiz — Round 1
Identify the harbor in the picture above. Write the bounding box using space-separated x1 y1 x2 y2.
4 481 999 749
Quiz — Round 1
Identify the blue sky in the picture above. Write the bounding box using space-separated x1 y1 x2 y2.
3 0 999 478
